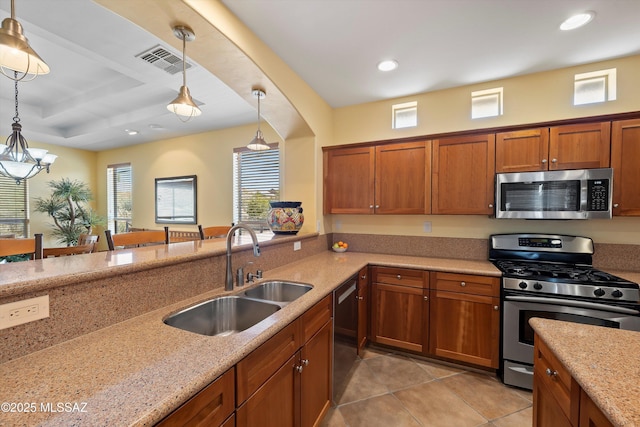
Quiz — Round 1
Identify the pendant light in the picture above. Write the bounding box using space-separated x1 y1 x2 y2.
0 72 56 184
247 88 270 151
167 25 201 121
0 0 50 81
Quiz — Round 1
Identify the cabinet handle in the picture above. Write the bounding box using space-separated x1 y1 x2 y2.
493 305 499 311
295 365 304 373
301 359 309 366
369 205 374 209
613 203 619 208
460 281 466 287
423 296 428 301
545 368 558 378
488 204 494 208
541 159 547 164
361 274 366 280
375 205 380 209
397 275 402 280
356 295 364 300
551 158 557 163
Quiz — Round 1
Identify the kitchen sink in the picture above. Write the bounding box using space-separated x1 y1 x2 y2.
164 296 280 336
244 281 313 303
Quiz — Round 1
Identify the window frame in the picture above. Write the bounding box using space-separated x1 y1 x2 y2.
154 175 198 224
0 175 28 237
107 163 132 233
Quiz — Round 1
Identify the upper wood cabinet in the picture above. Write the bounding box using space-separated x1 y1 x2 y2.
611 119 640 216
497 123 611 173
323 140 431 214
432 133 495 214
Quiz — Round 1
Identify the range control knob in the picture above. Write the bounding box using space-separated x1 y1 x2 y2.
612 290 623 298
533 283 543 290
593 288 606 297
518 281 528 289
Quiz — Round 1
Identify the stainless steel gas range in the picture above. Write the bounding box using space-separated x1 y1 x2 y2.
489 233 640 390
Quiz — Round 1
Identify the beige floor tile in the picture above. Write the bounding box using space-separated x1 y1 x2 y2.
359 345 390 360
339 394 421 427
491 407 533 427
336 359 388 405
441 372 532 420
364 353 435 391
395 381 488 427
319 407 347 427
510 387 533 403
411 356 465 379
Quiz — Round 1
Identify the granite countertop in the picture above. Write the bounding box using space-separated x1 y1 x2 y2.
0 251 500 427
530 318 640 427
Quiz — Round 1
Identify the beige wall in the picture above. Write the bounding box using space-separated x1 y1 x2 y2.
329 55 640 244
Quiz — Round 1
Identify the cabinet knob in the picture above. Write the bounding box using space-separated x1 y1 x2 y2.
397 275 402 280
545 368 558 378
356 295 364 300
541 159 547 164
613 203 619 208
375 205 380 209
424 296 429 301
460 281 466 287
488 204 494 208
493 305 499 311
369 205 374 209
301 359 309 366
295 365 304 373
551 158 557 163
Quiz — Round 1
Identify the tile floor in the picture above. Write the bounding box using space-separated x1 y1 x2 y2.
322 346 532 427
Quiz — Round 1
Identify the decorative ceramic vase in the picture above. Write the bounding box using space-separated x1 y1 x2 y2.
267 201 304 234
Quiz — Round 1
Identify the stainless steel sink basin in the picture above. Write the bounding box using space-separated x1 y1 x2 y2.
164 296 280 336
244 281 313 303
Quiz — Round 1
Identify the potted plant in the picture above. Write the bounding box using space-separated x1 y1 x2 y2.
34 178 105 246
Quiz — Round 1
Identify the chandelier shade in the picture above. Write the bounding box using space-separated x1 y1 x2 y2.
247 88 270 151
167 25 201 121
0 0 50 81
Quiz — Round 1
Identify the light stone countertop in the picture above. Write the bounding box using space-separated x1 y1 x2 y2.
0 251 500 427
530 318 640 427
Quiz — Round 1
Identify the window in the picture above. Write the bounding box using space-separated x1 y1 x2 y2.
392 101 418 129
155 175 197 224
574 68 617 105
472 87 503 119
107 163 132 233
233 144 280 227
0 175 28 237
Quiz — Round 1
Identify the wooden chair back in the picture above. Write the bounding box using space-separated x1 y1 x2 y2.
78 234 99 252
198 225 232 240
105 227 169 250
0 234 43 260
43 244 95 258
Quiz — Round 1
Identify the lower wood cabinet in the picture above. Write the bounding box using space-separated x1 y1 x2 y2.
357 266 369 354
429 272 500 368
533 335 614 427
370 267 428 353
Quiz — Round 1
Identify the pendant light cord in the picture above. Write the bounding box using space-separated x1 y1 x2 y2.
13 73 20 123
181 30 187 88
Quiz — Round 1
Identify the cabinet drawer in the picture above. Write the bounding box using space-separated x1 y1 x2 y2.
431 272 499 297
373 267 427 288
301 294 333 343
157 367 235 427
236 320 301 405
533 336 579 425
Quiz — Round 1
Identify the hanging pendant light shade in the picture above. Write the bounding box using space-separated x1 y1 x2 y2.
0 72 56 184
167 25 201 121
0 0 50 81
247 89 270 151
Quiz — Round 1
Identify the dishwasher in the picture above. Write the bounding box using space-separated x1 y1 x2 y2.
332 275 358 405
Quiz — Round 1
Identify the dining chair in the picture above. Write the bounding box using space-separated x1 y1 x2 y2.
43 244 95 258
78 234 99 252
198 225 232 240
0 234 44 260
105 226 170 250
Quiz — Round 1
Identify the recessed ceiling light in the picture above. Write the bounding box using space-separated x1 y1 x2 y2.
148 124 165 131
377 60 398 72
560 11 595 31
125 129 139 136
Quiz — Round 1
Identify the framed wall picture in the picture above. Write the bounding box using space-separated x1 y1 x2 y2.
155 175 197 224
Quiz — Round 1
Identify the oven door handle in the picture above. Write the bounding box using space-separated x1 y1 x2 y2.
504 295 640 315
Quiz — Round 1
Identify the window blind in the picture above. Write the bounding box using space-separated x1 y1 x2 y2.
0 175 28 237
233 144 280 225
107 163 132 233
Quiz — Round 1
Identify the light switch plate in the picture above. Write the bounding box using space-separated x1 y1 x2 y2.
293 241 302 251
0 295 49 330
423 221 432 233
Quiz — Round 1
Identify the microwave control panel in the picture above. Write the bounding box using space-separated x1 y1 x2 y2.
587 179 610 211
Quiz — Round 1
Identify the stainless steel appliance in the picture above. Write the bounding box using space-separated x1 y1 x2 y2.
495 168 613 219
332 275 358 404
490 233 640 390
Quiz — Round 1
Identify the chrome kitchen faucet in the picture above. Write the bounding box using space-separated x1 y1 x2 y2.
225 224 261 291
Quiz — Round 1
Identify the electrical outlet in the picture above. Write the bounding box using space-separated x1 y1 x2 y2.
293 241 302 251
0 295 49 330
423 221 432 233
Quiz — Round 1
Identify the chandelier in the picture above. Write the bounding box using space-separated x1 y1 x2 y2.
0 73 56 184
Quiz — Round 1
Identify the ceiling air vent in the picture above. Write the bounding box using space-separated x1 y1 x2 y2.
136 44 193 75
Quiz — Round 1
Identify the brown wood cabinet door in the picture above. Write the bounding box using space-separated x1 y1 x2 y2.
428 290 499 368
612 119 640 216
357 266 369 355
300 320 333 427
432 133 495 214
323 146 375 214
533 370 573 427
579 389 614 427
496 128 549 172
236 353 300 427
549 122 611 170
374 140 431 214
371 282 427 353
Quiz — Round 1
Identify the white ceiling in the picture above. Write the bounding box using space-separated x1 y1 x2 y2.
1 0 640 152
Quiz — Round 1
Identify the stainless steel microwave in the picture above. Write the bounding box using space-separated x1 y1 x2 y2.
495 168 613 219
